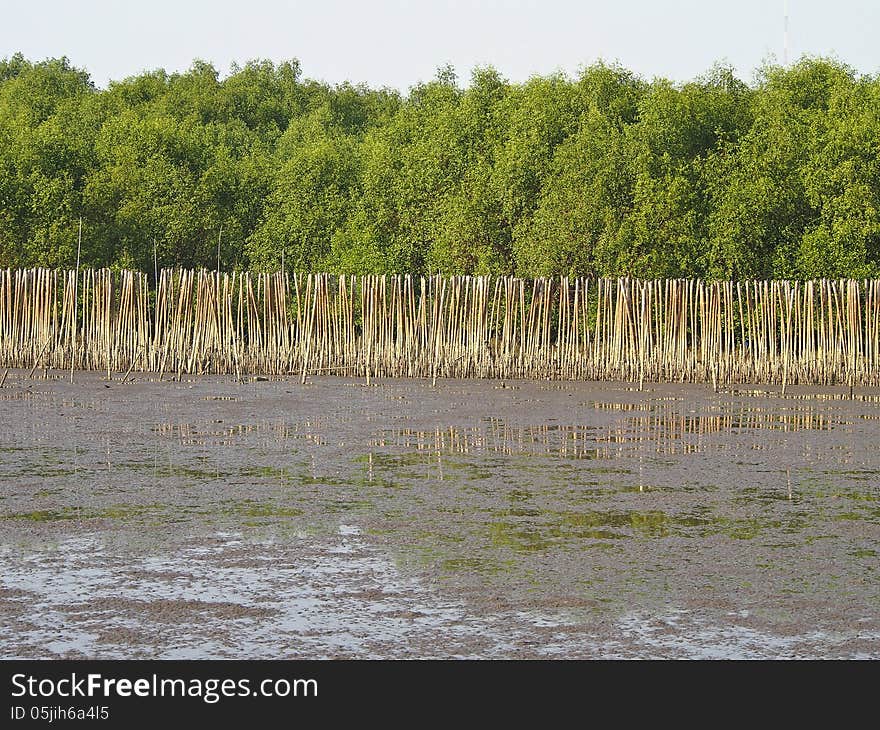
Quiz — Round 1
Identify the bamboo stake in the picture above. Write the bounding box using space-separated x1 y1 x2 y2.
28 340 51 379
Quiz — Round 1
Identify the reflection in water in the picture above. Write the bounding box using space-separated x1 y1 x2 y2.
152 420 332 447
368 403 848 462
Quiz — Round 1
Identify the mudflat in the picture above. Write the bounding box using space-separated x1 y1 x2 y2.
1 370 878 658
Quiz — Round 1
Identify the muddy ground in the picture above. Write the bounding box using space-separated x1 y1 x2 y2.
0 369 878 658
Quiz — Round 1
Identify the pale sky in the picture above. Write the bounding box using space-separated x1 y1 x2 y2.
2 1 878 90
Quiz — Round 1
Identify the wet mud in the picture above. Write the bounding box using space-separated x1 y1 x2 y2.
1 370 878 658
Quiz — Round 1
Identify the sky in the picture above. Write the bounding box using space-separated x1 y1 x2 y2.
2 1 878 90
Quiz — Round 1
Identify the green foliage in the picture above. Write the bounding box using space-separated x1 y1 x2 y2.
0 54 879 279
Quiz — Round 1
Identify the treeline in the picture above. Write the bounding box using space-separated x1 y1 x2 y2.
1 53 879 279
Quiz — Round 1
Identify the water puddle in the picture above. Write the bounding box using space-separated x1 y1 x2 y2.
1 527 584 659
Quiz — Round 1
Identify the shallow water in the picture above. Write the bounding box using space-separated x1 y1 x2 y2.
1 370 878 658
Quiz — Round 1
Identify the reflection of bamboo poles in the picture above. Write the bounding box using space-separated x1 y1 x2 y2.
367 400 844 462
2 267 880 386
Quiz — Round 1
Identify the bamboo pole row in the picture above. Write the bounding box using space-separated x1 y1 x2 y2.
1 267 880 386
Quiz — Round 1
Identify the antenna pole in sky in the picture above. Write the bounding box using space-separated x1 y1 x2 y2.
784 0 790 66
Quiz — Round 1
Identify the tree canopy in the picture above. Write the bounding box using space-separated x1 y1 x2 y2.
1 53 879 280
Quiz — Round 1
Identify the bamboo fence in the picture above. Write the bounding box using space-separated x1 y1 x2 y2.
1 267 879 386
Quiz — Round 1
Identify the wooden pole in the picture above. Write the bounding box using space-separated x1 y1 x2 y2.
216 224 223 275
